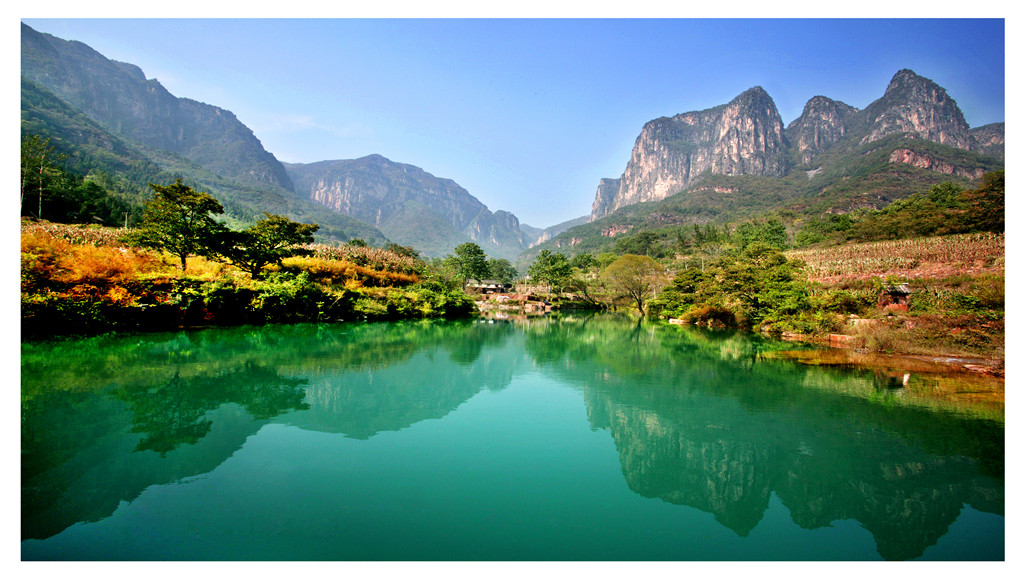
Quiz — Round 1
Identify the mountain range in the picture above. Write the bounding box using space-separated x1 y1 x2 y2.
284 155 531 260
20 23 533 258
591 69 1002 221
526 68 1003 260
21 23 1004 263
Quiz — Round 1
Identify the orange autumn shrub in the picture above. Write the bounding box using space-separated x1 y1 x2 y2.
21 225 165 293
279 256 419 288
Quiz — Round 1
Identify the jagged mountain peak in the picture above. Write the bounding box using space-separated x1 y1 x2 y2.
861 68 971 148
587 68 1000 222
724 86 783 122
885 68 932 93
732 85 772 104
787 96 860 166
591 85 788 220
796 95 858 117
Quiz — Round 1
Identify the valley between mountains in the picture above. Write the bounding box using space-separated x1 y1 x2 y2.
22 22 1002 264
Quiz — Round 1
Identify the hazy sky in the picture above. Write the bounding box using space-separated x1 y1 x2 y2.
20 16 1006 229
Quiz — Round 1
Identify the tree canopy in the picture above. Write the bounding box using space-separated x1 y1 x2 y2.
452 242 489 282
125 179 226 270
221 213 320 278
528 249 574 292
600 254 668 315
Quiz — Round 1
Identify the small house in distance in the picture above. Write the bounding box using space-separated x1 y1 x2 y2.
465 279 514 295
878 282 912 312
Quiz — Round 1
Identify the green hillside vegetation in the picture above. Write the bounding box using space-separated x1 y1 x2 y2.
506 174 1003 362
20 181 477 339
797 134 1001 213
21 219 476 340
22 78 386 245
521 134 1001 266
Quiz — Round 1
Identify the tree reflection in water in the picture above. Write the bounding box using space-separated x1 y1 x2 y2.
21 316 1003 560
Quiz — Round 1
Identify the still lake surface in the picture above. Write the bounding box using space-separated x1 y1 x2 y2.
21 314 1004 561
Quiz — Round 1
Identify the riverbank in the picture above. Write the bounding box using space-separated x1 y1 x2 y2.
20 221 476 339
774 314 1004 377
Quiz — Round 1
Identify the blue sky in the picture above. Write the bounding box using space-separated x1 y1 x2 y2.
20 16 1006 229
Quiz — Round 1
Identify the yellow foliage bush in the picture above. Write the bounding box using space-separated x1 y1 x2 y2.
280 256 418 287
22 225 165 301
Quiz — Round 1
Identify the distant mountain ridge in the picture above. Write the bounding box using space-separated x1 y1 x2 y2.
285 155 530 259
20 23 531 258
520 68 1003 264
21 24 1004 263
21 23 292 193
589 69 1004 221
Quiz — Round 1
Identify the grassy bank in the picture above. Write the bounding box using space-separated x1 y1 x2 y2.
20 220 476 339
650 234 1004 365
788 234 1004 362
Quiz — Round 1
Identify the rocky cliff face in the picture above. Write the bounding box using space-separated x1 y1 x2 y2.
591 69 1001 221
860 69 973 149
592 87 787 220
589 178 622 223
787 96 860 166
970 123 1005 160
887 148 987 179
20 23 293 193
286 155 530 259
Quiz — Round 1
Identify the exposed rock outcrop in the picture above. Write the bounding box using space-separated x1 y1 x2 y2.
591 87 787 220
888 148 987 179
787 96 859 166
860 69 973 149
970 123 1005 160
286 154 530 259
589 69 1000 221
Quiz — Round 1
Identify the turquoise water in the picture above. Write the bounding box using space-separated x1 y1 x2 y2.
21 315 1004 560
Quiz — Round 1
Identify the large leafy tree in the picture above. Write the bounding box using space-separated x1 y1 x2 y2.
222 213 320 279
600 254 668 315
126 179 226 270
734 218 788 250
961 170 1004 233
487 258 519 283
650 243 809 328
452 242 489 282
528 249 574 293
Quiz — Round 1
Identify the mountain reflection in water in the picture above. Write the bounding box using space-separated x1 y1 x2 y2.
21 315 1003 560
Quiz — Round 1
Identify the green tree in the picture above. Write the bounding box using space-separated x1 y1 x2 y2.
528 249 574 293
570 253 599 271
453 242 489 282
222 213 320 279
927 181 965 208
614 230 660 257
487 258 519 283
734 218 788 250
692 223 731 269
126 179 226 270
596 252 619 269
386 243 421 260
960 170 1004 233
600 254 668 315
651 243 809 329
21 134 68 220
